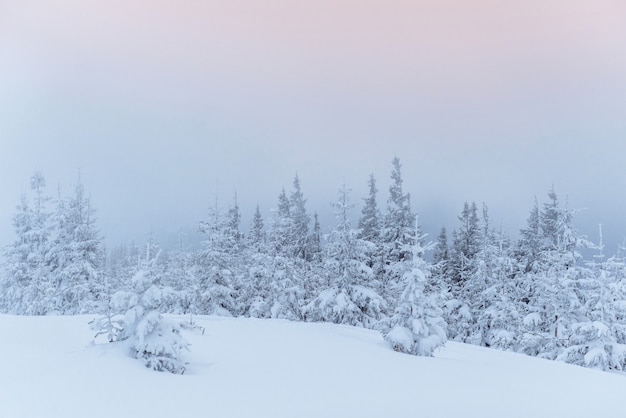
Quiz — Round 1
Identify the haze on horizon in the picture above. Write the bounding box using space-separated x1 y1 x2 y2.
1 0 626 252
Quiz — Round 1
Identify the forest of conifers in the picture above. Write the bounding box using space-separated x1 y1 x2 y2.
3 157 626 371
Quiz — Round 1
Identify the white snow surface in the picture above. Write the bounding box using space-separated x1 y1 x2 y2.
2 314 626 418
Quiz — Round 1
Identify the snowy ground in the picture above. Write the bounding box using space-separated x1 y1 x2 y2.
1 315 625 418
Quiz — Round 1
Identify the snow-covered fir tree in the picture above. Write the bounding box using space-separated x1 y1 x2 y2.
195 197 238 316
48 180 103 314
304 184 385 327
431 227 450 293
358 173 381 245
380 157 416 312
290 175 310 260
555 226 626 370
517 188 592 359
266 189 304 320
384 218 447 356
1 172 54 314
93 245 188 373
444 201 481 342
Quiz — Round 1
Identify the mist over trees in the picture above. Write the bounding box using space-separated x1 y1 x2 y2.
3 159 626 371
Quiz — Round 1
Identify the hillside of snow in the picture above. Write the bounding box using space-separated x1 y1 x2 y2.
1 314 625 418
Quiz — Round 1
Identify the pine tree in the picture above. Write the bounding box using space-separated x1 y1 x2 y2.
306 212 322 263
358 174 381 244
93 251 189 374
247 205 266 252
518 188 591 359
1 172 56 314
432 227 450 290
384 218 447 356
290 175 310 260
516 197 542 274
445 202 481 342
304 184 385 327
195 197 237 316
269 189 295 257
449 202 481 290
266 189 303 320
380 157 416 311
48 180 103 314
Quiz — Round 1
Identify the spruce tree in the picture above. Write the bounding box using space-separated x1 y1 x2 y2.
304 184 385 327
2 172 56 314
384 218 447 356
358 173 381 244
48 180 103 314
195 197 237 316
380 157 416 311
290 175 310 260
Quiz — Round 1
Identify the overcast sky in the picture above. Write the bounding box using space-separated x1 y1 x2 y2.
1 0 626 252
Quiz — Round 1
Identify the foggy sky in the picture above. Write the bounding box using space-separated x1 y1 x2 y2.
1 0 626 252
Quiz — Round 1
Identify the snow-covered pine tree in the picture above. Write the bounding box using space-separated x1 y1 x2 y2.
247 205 266 252
290 174 310 260
357 174 382 284
306 212 323 262
556 225 626 370
474 218 520 351
380 157 416 312
195 196 238 316
449 201 481 290
240 206 273 318
517 188 591 359
48 179 103 314
304 184 385 327
444 202 481 342
431 227 450 291
515 197 542 274
384 217 447 356
266 189 303 320
93 247 189 374
1 172 54 314
358 173 381 245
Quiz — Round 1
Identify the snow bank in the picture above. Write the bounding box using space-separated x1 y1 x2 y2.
1 314 625 418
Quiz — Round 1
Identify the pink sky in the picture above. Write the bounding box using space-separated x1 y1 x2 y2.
1 0 626 248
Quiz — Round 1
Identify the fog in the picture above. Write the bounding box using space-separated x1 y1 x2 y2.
2 0 626 252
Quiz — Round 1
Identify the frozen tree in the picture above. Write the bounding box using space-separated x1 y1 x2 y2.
431 227 450 291
380 157 416 311
266 189 304 320
517 188 591 359
449 202 481 291
92 237 187 373
474 222 520 350
195 197 238 316
358 174 381 244
357 174 383 285
48 180 103 314
556 226 626 370
306 212 323 263
384 218 447 356
304 184 385 327
239 206 273 318
268 189 295 257
444 202 481 342
225 193 242 252
290 175 310 260
247 205 266 252
1 172 54 314
515 197 542 274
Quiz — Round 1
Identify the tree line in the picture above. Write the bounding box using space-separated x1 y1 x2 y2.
2 158 626 372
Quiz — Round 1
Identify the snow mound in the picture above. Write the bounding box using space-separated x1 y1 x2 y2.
2 315 626 418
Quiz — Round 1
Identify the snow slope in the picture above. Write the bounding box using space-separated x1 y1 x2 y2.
1 314 625 418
